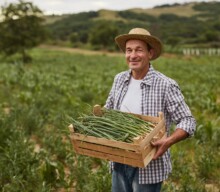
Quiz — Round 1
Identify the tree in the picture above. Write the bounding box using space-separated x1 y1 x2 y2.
205 31 219 42
0 0 46 62
89 22 118 50
166 36 181 48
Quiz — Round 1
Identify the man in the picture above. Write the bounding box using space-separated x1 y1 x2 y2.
105 28 196 192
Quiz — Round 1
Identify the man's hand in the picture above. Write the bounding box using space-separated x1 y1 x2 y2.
151 128 189 160
151 137 171 160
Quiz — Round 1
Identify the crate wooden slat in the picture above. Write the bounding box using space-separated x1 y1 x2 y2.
69 108 166 168
71 133 140 151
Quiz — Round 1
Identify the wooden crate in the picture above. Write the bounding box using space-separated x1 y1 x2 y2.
69 106 166 168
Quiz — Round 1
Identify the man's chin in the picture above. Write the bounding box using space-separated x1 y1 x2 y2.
129 66 139 70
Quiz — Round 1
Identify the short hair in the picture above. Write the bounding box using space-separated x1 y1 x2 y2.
146 43 152 51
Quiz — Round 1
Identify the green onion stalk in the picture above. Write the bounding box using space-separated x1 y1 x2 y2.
70 108 155 143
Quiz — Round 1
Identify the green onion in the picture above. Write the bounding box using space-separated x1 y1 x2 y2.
69 108 155 143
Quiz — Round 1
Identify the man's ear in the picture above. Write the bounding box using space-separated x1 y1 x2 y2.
149 49 154 60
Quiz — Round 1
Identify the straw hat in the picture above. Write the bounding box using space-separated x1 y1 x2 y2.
115 28 163 60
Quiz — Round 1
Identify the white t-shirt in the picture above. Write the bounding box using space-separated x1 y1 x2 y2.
120 77 142 114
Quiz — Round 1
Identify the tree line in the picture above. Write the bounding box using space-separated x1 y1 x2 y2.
0 0 220 62
47 2 220 49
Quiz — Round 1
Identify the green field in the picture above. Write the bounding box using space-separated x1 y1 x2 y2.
0 48 219 191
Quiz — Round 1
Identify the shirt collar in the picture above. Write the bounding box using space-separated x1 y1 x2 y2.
142 64 155 86
123 69 132 84
124 64 155 86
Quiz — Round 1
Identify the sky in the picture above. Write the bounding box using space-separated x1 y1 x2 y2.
0 0 217 15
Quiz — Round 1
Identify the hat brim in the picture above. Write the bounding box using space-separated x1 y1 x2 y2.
115 34 163 60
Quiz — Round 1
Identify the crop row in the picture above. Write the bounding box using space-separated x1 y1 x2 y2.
0 48 219 191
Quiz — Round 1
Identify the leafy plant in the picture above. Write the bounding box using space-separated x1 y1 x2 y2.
0 48 219 191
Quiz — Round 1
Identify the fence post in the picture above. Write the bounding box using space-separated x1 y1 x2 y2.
182 48 219 56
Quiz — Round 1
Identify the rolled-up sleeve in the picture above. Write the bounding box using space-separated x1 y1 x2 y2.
166 83 196 136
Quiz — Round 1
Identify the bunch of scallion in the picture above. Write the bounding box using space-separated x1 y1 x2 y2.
70 109 155 143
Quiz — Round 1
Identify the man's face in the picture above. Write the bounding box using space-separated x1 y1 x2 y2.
125 39 153 72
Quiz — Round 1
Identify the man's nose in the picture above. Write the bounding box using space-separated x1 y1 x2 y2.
130 50 138 58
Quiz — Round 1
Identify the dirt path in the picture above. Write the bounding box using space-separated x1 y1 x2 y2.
39 44 122 57
38 45 180 60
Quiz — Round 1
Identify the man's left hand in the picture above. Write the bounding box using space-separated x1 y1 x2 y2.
151 137 171 160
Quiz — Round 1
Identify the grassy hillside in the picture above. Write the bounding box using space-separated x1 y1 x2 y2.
130 2 200 17
43 14 70 25
95 9 124 21
45 1 219 23
44 1 220 50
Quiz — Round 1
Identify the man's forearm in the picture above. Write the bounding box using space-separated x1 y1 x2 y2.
166 128 189 146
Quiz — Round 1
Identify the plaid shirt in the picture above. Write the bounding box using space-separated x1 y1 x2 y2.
105 65 196 184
